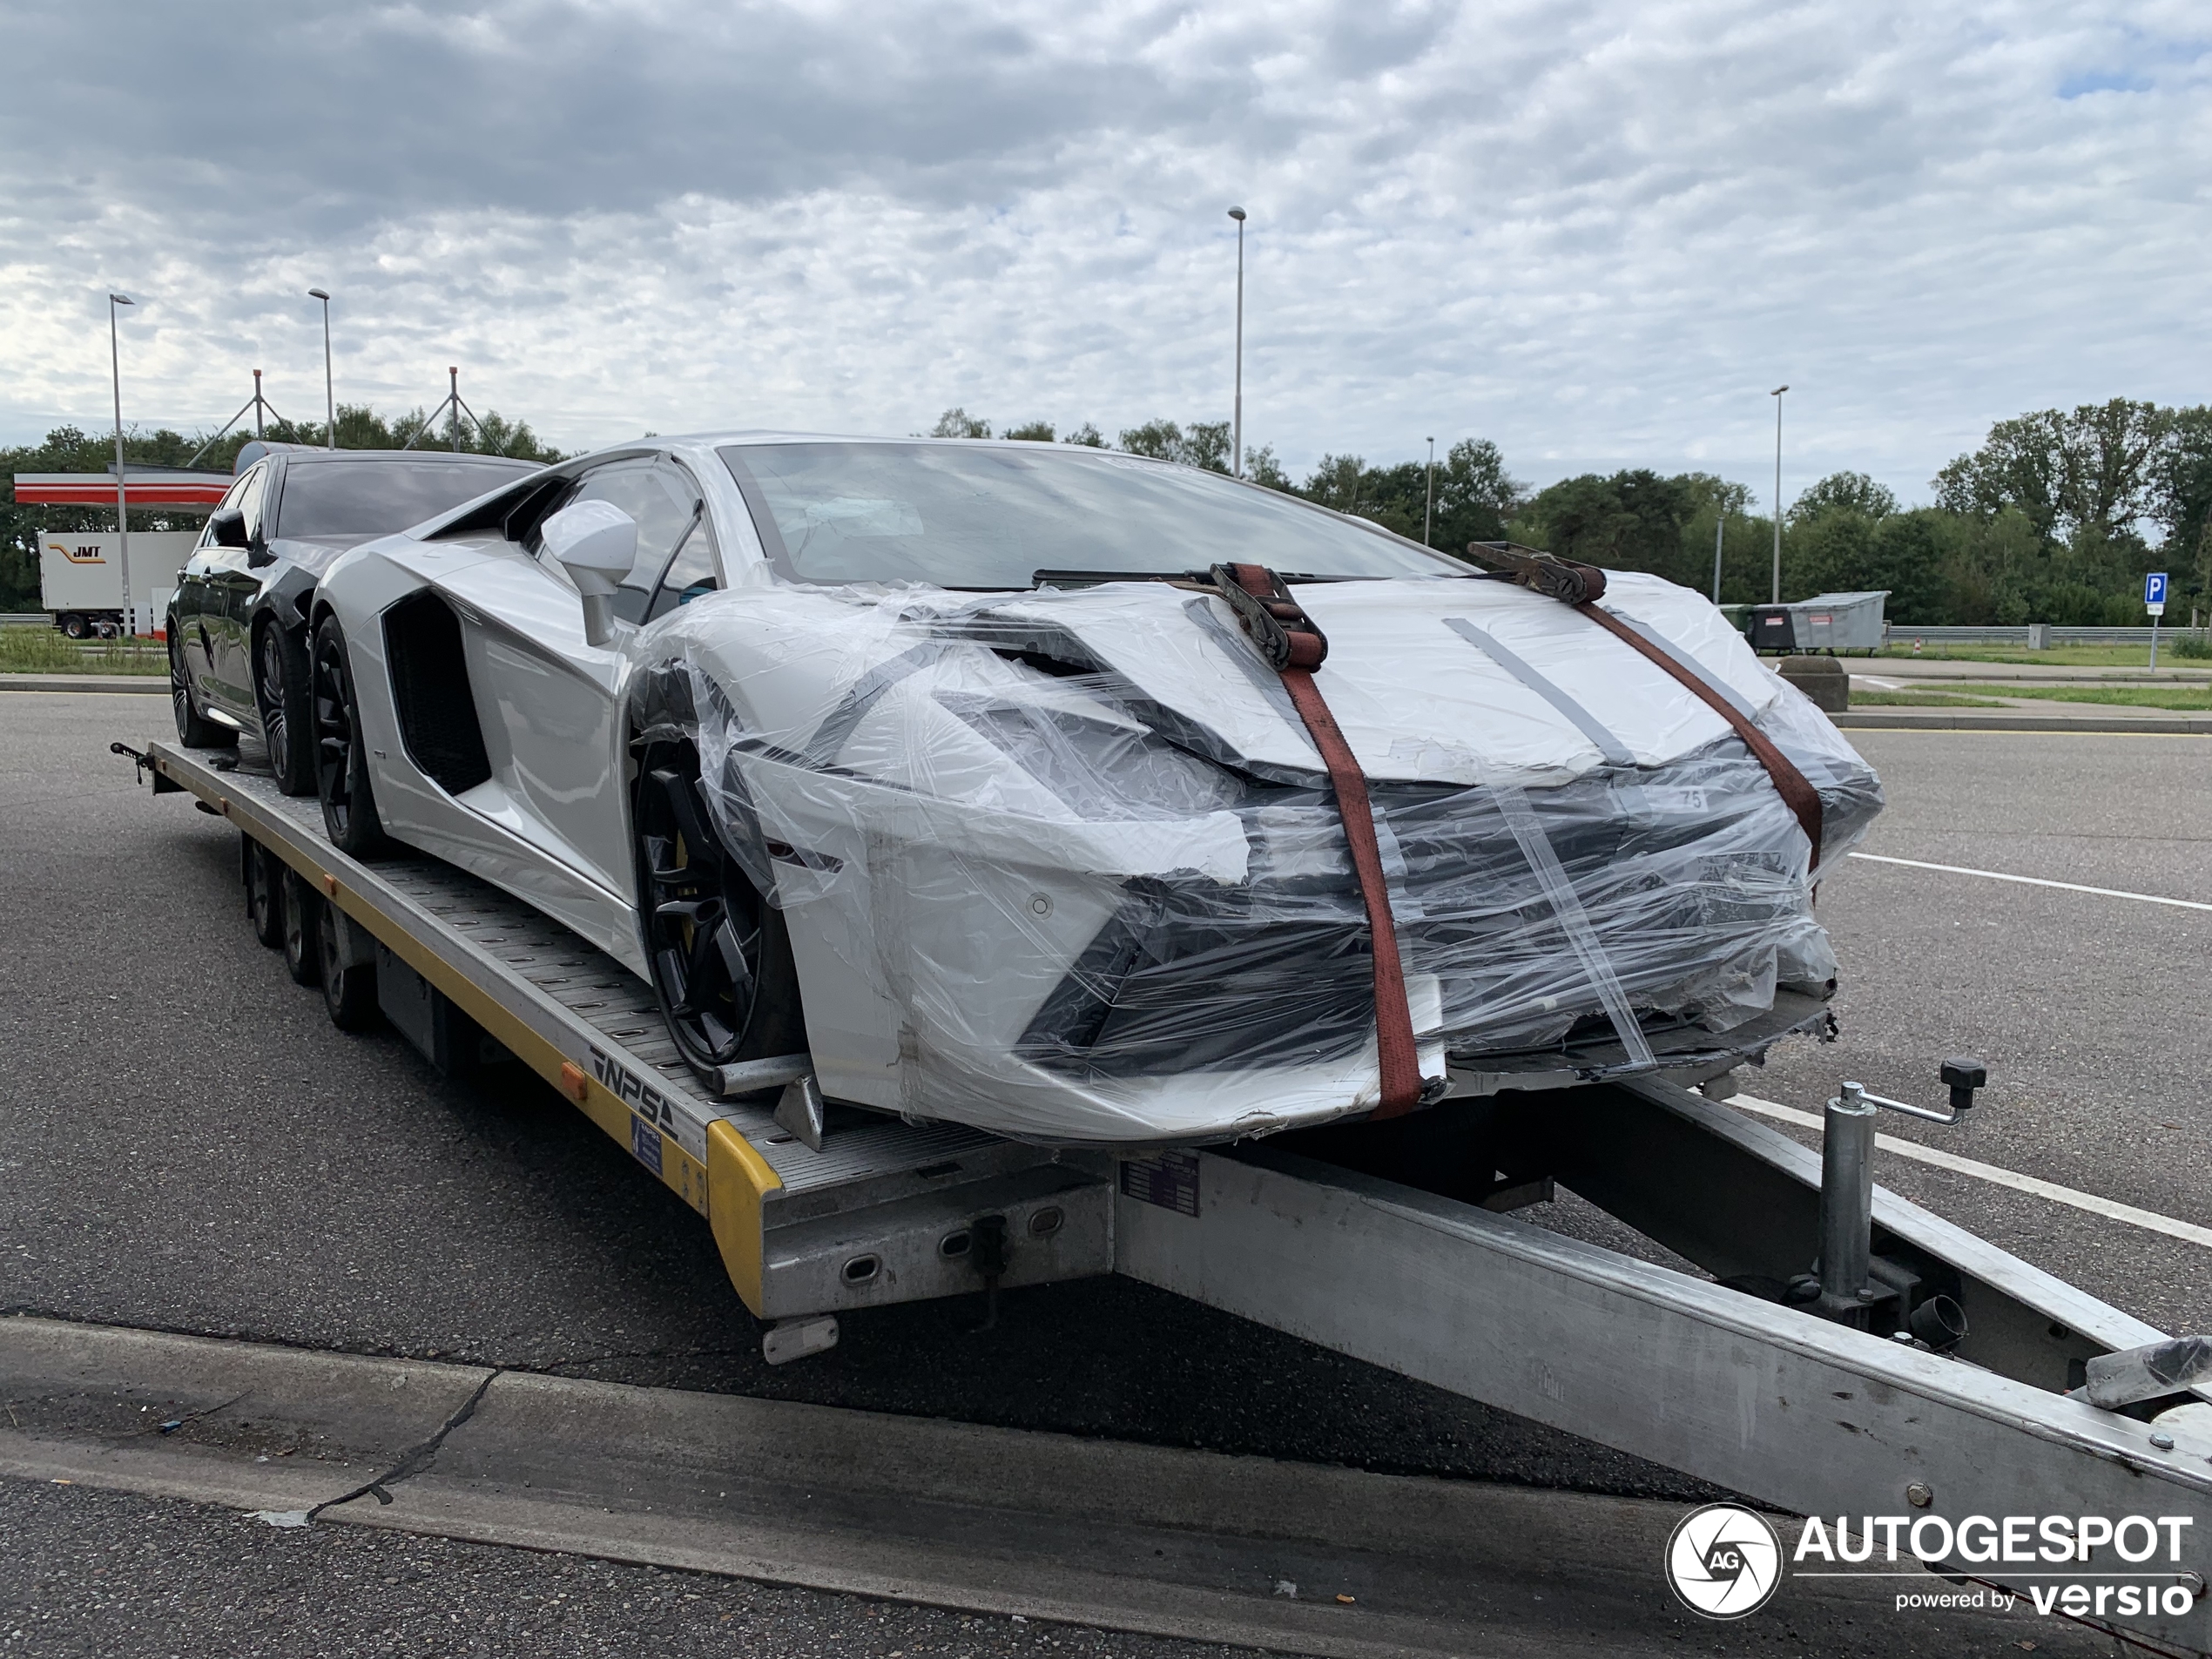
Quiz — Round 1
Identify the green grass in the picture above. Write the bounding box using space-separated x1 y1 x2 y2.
0 627 168 676
1849 690 2009 708
1942 682 2212 711
1871 644 2194 669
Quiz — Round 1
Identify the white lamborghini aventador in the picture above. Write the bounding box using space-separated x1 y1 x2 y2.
307 434 1882 1144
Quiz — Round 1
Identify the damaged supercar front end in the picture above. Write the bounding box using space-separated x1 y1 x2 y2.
628 569 1882 1147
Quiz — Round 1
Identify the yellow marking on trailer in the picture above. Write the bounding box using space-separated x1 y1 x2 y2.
707 1119 784 1317
167 755 771 1300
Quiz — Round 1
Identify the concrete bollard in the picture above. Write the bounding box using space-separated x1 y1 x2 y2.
1776 654 1848 713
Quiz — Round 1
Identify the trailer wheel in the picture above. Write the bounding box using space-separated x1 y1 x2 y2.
255 621 318 797
317 904 380 1031
170 630 234 749
312 616 393 858
246 840 286 948
281 867 323 987
60 613 86 640
632 738 806 1086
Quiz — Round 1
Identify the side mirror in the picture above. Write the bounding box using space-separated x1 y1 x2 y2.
540 499 637 648
209 507 248 550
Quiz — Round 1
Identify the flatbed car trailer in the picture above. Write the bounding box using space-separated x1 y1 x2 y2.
130 736 2212 1651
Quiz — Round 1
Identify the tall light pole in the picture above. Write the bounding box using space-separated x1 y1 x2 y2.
1424 436 1436 546
108 293 135 635
1227 206 1246 478
308 287 334 449
1770 384 1789 604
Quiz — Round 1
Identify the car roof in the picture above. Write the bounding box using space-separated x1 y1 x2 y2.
237 442 543 474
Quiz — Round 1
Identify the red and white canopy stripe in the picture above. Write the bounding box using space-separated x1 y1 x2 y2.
12 470 232 507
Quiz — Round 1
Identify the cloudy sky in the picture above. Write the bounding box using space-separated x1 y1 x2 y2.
3 1 2205 507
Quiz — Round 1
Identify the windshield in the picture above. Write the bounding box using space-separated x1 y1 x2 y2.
274 458 540 539
719 442 1465 588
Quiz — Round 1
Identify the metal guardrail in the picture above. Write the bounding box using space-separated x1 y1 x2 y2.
1887 624 2187 645
0 614 51 627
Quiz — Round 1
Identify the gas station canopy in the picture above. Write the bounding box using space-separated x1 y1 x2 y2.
12 468 233 508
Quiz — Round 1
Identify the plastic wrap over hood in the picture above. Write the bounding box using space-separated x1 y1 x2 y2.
636 568 1882 1145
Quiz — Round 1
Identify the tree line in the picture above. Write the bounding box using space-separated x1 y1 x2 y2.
11 396 2203 625
939 398 2212 626
0 405 561 613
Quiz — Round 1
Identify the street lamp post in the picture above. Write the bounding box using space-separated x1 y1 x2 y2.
1227 207 1246 478
308 288 334 449
108 293 135 635
1770 384 1789 604
1425 436 1436 546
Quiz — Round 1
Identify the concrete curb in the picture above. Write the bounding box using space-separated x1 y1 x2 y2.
0 1313 1936 1659
1836 711 2212 734
0 674 168 694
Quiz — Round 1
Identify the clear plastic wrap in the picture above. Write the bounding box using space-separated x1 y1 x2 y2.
636 570 1883 1145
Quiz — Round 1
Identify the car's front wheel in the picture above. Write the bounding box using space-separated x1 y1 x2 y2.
312 616 392 858
632 739 806 1087
255 619 317 796
171 628 234 749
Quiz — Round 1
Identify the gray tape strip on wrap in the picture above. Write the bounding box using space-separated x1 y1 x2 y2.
1444 617 1635 768
1489 781 1657 1071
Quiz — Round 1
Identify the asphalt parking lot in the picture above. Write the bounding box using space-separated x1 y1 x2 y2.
3 690 2207 1655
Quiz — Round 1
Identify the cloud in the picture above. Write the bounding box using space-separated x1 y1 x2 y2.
3 0 2208 507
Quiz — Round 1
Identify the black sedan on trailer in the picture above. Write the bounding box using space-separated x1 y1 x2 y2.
168 444 543 792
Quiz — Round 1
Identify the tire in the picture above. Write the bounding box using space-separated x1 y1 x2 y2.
312 615 393 858
246 840 285 948
281 867 323 987
255 619 318 796
317 902 381 1031
632 739 806 1089
61 613 86 640
171 629 235 749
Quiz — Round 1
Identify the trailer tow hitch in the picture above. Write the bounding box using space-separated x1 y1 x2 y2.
110 741 182 793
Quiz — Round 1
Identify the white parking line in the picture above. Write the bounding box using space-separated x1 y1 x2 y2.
1726 1094 2212 1250
1848 852 2212 914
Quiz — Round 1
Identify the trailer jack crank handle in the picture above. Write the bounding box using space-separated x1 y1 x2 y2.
1811 1062 1986 1324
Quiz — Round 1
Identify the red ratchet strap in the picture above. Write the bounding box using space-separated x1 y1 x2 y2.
1474 545 1824 871
1213 563 1423 1117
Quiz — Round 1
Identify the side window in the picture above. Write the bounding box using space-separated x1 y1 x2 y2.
234 464 269 545
556 464 692 624
199 466 263 549
644 472 720 623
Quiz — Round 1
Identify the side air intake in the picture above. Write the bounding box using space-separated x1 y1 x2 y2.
382 591 492 795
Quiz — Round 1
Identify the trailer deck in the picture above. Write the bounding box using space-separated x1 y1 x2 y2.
138 735 2212 1651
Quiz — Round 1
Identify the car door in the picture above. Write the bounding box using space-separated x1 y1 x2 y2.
176 464 255 690
447 457 707 899
201 462 270 717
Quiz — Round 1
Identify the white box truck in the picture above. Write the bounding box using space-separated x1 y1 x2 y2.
38 530 195 638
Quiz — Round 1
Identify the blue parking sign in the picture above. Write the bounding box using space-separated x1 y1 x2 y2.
2146 572 2168 606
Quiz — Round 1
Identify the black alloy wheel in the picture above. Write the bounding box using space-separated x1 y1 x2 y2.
280 866 323 987
317 901 380 1031
633 740 805 1082
246 840 285 948
255 620 317 796
170 628 234 749
61 613 86 641
312 616 392 858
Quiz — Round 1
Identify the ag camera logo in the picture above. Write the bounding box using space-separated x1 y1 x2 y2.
1667 1503 1784 1619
